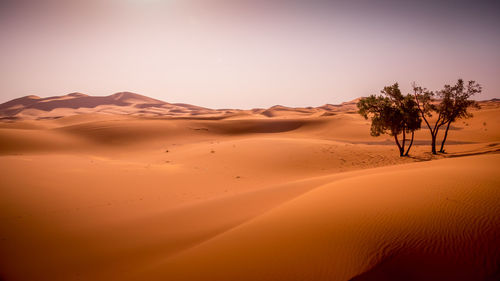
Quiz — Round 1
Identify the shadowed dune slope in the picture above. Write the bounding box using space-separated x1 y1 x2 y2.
137 154 500 281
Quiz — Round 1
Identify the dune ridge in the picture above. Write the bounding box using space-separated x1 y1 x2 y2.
137 154 500 281
0 94 499 281
0 93 409 121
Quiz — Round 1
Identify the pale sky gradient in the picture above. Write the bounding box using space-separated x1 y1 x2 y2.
1 0 499 108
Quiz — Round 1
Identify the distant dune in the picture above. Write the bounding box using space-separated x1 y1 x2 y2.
0 92 365 120
0 92 215 119
0 94 499 281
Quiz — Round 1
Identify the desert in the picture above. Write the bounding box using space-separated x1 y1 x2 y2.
2 0 500 280
0 92 499 281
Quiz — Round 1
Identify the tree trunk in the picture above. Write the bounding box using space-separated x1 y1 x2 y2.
404 131 414 156
439 121 452 153
402 128 406 156
430 113 444 155
431 134 437 155
394 134 404 157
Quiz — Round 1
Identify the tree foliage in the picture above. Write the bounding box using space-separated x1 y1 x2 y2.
358 83 421 156
414 79 481 154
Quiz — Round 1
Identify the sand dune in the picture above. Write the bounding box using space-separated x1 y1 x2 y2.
138 154 500 281
0 93 365 120
0 92 225 120
0 92 158 115
0 94 499 281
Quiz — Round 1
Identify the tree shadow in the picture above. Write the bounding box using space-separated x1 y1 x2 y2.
406 143 500 162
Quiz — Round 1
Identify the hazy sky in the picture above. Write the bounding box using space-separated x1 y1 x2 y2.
1 0 499 108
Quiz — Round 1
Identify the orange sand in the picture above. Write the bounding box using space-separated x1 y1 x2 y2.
0 94 499 281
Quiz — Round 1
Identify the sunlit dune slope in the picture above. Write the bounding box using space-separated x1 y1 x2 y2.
1 152 498 281
0 93 369 120
1 100 498 156
0 95 499 281
138 154 500 281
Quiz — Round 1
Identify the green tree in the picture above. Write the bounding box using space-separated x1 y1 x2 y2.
358 83 421 157
413 79 481 154
438 79 481 153
413 84 440 154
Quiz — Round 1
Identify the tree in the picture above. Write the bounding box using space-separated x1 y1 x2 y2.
438 79 481 153
413 85 440 154
413 79 481 154
358 83 421 157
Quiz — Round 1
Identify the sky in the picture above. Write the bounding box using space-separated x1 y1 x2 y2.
0 0 499 109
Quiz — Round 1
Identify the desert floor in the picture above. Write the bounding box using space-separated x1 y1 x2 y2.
1 101 499 281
